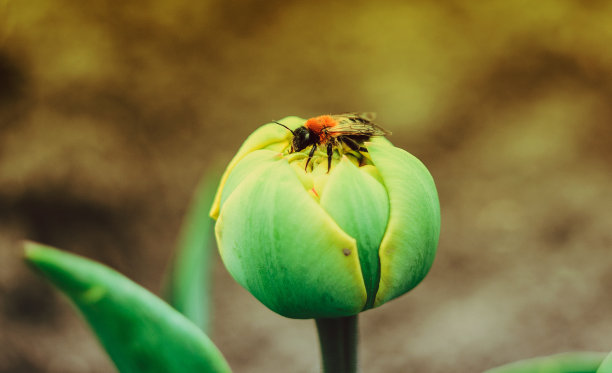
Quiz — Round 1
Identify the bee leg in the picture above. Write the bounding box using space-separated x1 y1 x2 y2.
343 137 368 153
326 142 333 173
304 144 317 171
342 137 359 151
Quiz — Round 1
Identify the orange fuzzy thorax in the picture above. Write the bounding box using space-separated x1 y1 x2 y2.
305 115 337 132
305 115 338 143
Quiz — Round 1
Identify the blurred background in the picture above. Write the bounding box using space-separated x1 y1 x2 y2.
1 0 611 372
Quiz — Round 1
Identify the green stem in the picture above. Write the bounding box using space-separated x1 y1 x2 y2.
315 315 358 373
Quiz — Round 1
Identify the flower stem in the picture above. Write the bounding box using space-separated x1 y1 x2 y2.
315 315 358 373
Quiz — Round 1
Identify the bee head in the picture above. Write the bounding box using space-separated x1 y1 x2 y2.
273 120 316 153
292 126 314 152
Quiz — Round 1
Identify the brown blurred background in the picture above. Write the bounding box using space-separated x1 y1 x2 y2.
1 0 611 372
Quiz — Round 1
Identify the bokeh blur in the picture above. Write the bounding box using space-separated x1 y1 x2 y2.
1 1 611 372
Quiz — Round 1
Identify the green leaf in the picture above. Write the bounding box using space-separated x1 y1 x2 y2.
597 350 612 373
24 242 231 373
484 351 608 373
164 171 219 333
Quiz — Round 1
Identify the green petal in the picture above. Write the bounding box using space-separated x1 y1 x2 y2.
484 351 608 373
215 159 367 319
320 157 389 310
210 116 305 219
24 242 231 373
219 150 283 211
367 141 440 307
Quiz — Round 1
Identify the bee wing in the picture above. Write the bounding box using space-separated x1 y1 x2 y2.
329 116 391 136
336 112 377 122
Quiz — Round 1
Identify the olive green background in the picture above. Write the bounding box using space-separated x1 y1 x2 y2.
1 1 611 372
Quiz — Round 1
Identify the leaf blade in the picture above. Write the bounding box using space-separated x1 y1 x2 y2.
24 242 232 373
484 351 607 373
165 172 220 332
596 350 612 373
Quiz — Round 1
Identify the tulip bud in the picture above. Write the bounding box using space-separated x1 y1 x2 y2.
210 116 440 319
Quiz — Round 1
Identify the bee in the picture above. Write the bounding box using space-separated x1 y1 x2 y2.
275 113 391 172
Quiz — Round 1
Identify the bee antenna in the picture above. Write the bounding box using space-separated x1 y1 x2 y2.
274 121 294 134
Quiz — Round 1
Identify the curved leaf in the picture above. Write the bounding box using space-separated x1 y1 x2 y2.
597 350 612 373
164 171 220 333
485 351 608 373
24 242 231 373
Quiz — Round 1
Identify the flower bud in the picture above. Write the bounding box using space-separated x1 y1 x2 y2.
210 116 440 319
